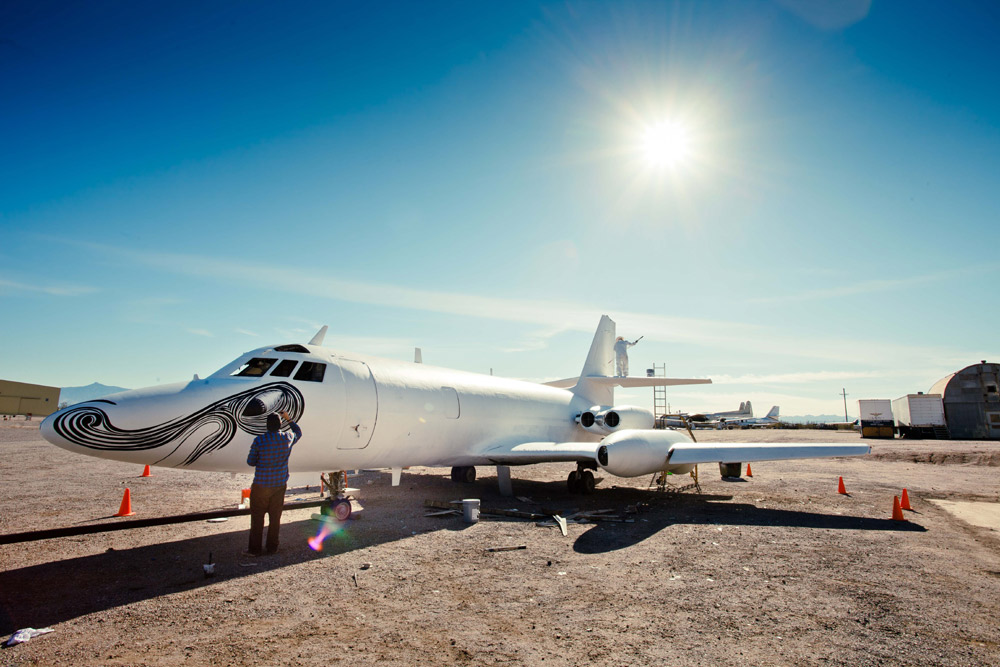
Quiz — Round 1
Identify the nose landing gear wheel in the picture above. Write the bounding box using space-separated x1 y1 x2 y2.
578 469 596 494
450 466 476 483
323 497 352 521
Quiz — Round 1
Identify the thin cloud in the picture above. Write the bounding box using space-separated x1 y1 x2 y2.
0 278 98 297
65 241 992 371
749 265 998 305
236 328 259 337
712 370 884 385
187 328 213 337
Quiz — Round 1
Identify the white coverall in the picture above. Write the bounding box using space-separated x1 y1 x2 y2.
614 339 637 377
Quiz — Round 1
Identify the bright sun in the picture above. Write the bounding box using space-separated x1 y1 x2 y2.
641 120 692 169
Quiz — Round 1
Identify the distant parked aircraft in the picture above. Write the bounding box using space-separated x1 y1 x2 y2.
723 405 782 428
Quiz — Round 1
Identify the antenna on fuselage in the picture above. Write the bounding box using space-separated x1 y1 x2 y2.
309 325 328 346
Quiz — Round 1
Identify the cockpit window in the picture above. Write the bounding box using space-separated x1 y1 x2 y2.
294 361 326 382
232 358 277 377
269 359 299 377
275 344 310 353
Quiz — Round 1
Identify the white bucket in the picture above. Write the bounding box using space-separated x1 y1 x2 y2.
462 498 480 523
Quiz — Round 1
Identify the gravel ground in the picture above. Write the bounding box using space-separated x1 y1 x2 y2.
2 421 999 666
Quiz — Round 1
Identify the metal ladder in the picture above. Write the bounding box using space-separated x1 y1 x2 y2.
651 363 667 418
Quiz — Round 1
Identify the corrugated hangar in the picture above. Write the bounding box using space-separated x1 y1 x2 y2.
0 379 61 418
929 361 1000 440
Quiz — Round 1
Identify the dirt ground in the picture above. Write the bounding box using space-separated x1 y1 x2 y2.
2 421 999 666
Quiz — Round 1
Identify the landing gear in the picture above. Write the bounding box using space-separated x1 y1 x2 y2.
323 497 352 521
719 462 742 478
320 471 353 521
450 466 476 483
567 470 581 493
567 466 596 494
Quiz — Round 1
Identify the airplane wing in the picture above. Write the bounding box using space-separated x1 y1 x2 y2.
479 441 601 465
480 440 868 466
667 442 870 464
543 376 712 389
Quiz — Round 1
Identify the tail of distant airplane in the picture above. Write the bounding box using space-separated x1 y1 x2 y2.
765 405 780 419
743 401 753 416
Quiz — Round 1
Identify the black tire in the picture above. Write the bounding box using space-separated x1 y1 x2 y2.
719 462 742 478
567 470 581 493
461 466 476 483
579 469 596 494
332 498 352 521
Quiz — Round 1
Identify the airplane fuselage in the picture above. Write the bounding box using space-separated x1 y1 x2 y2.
42 343 597 474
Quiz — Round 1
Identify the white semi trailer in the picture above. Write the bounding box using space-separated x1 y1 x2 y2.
891 393 947 439
858 399 894 438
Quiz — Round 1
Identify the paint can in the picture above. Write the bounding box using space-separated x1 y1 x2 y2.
462 499 480 523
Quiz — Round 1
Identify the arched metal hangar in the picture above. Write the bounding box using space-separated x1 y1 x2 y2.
929 361 1000 440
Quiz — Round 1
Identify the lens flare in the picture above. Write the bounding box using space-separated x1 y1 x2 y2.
308 513 349 552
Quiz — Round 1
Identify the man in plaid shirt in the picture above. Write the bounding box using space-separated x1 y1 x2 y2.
246 410 302 555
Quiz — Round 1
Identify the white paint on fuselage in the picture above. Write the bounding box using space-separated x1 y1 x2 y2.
41 343 597 474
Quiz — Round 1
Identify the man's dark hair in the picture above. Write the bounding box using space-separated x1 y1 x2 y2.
266 413 281 433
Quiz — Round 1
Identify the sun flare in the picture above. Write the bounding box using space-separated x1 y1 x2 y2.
641 120 692 168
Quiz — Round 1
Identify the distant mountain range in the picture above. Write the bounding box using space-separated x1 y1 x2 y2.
781 414 854 424
60 382 130 407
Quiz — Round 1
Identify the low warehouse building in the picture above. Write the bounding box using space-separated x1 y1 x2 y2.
0 379 61 418
929 361 1000 440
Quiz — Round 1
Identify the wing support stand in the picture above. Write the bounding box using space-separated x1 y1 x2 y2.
496 465 512 497
650 466 701 494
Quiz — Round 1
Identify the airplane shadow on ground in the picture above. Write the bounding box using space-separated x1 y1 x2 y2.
571 494 928 554
0 473 925 633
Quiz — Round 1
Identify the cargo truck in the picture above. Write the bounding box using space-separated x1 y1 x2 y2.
858 399 894 438
891 393 948 439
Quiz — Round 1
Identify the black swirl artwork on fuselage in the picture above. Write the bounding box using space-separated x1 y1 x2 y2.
50 382 304 466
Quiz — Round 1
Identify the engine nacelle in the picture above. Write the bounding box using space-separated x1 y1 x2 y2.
597 429 690 477
576 405 655 435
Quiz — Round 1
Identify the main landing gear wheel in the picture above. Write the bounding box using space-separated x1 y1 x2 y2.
567 469 596 494
567 470 581 493
323 497 353 521
450 466 476 483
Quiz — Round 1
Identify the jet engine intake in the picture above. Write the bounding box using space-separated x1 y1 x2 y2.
577 406 655 435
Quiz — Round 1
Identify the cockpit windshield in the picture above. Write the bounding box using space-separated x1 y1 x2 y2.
232 358 277 377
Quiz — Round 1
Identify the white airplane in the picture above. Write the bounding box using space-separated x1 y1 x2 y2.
41 316 869 518
724 405 782 428
688 401 754 424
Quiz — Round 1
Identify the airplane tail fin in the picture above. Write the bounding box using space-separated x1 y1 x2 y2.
572 315 616 405
744 400 753 417
766 405 780 419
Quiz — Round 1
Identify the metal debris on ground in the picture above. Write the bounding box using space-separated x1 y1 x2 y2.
485 545 527 552
6 628 54 647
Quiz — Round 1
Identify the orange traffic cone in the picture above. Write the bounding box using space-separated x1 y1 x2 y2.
891 495 906 521
115 488 135 517
900 488 912 510
837 476 848 495
141 465 152 477
746 464 753 477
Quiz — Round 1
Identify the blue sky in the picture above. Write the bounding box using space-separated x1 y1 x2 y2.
2 1 998 417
